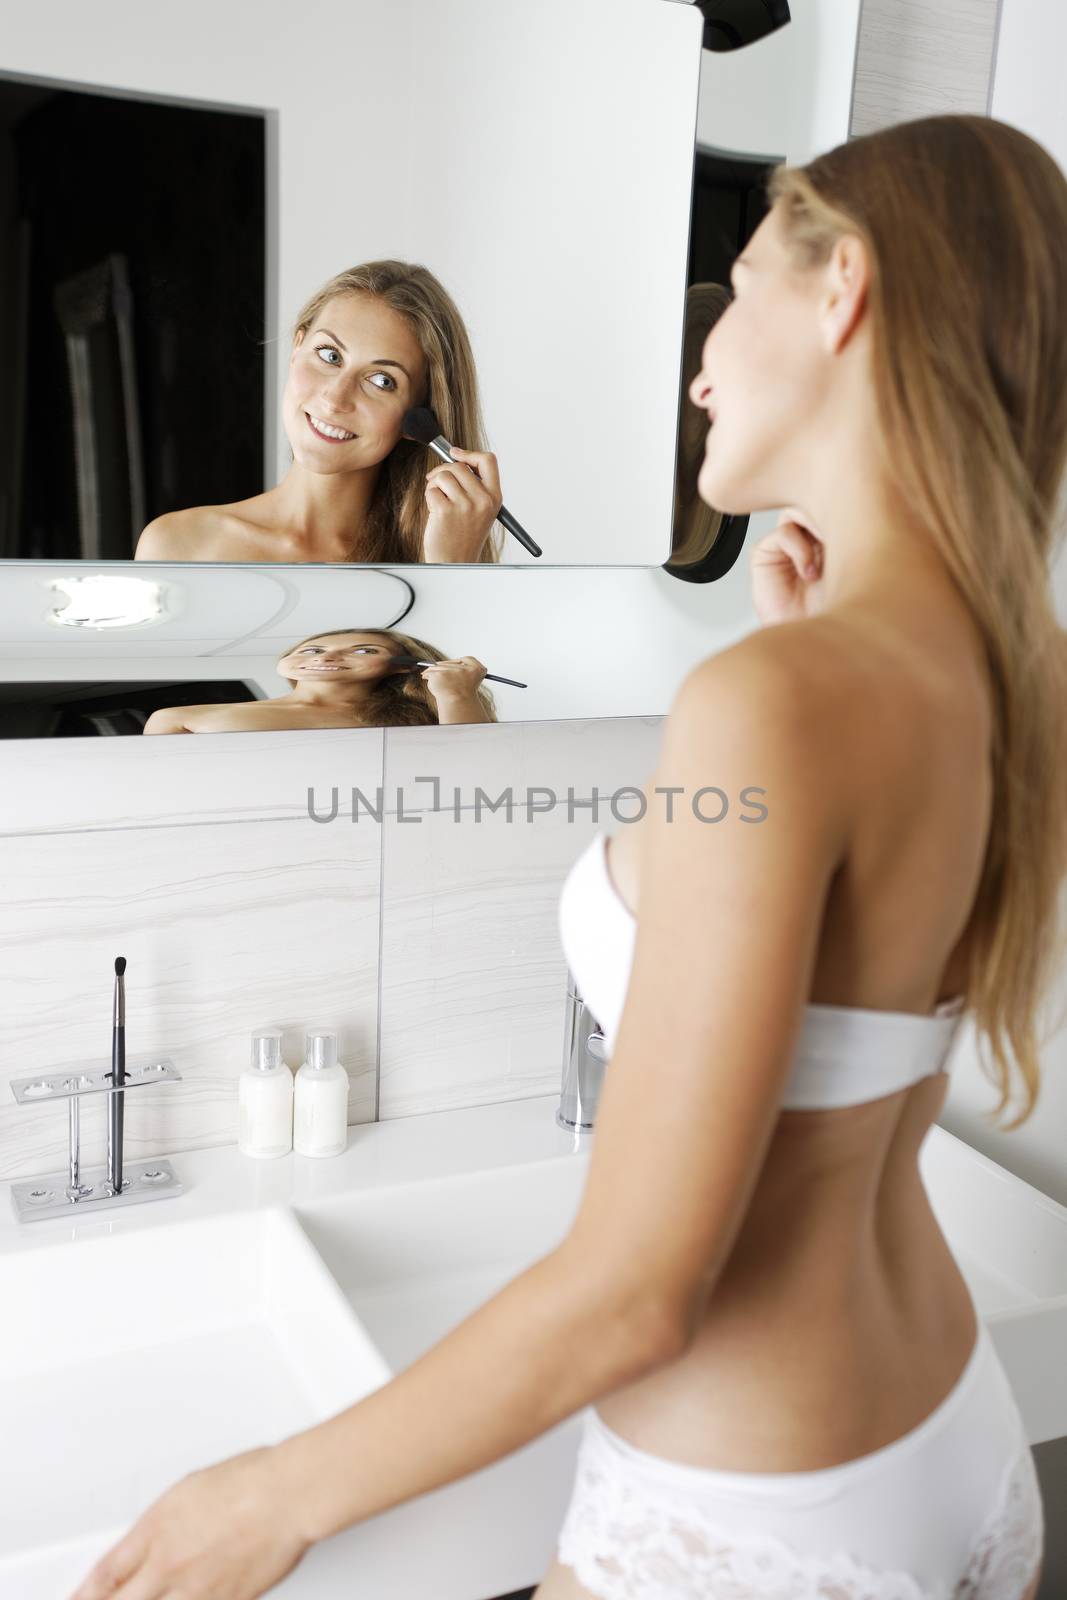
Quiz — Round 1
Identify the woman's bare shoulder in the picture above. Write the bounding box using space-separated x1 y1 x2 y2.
680 616 861 712
135 497 273 561
669 618 877 812
142 704 215 733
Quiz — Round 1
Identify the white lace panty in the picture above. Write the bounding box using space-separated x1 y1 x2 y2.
557 1323 1044 1600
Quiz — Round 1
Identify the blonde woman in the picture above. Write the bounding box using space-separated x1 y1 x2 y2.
135 262 505 564
141 628 497 731
72 115 1066 1600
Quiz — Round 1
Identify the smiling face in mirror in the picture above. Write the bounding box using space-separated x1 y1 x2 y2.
689 202 839 517
276 630 404 688
284 295 429 474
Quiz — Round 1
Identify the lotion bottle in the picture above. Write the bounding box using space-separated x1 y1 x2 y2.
238 1028 293 1158
294 1028 349 1158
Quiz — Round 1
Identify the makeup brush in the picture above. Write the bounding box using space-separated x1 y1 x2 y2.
400 406 542 558
387 654 527 689
107 956 126 1193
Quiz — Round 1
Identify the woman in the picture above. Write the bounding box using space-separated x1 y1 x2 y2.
134 262 506 564
141 628 497 732
70 114 1066 1600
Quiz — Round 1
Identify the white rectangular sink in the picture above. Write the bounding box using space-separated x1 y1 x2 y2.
296 1155 585 1369
920 1130 1067 1443
3 1098 1064 1600
0 1206 391 1600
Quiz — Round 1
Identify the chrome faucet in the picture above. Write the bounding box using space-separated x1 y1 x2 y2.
9 1055 183 1222
557 970 608 1132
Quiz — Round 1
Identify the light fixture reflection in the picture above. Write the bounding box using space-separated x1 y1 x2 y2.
49 575 165 629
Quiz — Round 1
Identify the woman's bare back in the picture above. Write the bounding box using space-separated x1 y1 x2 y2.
594 597 994 1472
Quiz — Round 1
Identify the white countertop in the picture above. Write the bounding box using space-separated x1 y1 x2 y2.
0 1092 584 1257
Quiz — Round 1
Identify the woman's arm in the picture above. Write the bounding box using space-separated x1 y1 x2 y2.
142 706 201 734
423 656 495 723
435 695 494 724
276 1241 682 1544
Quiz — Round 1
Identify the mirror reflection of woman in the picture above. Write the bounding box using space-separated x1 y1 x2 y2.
670 281 733 565
71 116 1065 1600
135 263 505 564
141 630 497 733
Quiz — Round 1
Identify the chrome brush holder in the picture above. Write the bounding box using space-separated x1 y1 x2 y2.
9 1055 183 1222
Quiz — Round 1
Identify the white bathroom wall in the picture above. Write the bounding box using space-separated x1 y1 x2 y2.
989 0 1067 168
0 717 666 1182
376 717 665 1117
400 0 702 567
936 0 1067 1212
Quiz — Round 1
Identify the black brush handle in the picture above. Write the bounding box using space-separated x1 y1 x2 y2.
111 1023 125 1189
423 431 542 558
496 506 542 559
109 963 126 1192
390 656 527 689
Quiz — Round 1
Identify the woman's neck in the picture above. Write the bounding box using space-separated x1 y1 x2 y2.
270 461 382 553
282 680 381 711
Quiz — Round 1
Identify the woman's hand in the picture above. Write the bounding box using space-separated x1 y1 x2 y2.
750 507 827 626
421 657 493 723
421 656 489 721
421 446 503 562
68 1445 311 1600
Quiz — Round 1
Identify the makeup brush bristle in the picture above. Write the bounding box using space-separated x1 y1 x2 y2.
115 956 126 976
399 406 442 445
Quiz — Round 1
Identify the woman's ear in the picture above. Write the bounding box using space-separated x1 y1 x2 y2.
290 328 305 366
818 233 869 355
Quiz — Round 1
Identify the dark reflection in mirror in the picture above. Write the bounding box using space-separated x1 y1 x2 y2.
698 0 791 54
0 74 264 561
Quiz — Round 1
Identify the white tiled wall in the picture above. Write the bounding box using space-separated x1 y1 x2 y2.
0 717 666 1182
0 730 386 1182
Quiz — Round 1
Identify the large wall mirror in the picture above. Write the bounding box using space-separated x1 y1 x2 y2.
0 1 865 742
0 0 702 569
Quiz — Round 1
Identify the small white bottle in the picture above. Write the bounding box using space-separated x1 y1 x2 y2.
294 1029 349 1158
238 1028 294 1158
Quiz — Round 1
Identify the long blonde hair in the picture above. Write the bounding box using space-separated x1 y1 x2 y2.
672 282 733 566
292 262 503 564
771 115 1067 1130
277 628 498 726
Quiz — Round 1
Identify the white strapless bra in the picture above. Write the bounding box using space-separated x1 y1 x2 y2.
558 831 966 1111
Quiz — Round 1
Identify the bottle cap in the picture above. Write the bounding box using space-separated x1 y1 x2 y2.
307 1029 338 1071
251 1028 283 1072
